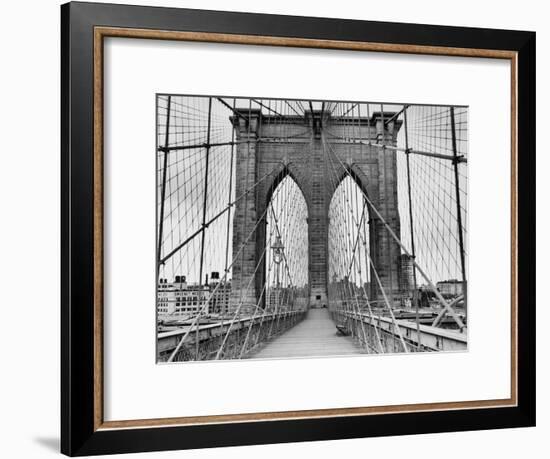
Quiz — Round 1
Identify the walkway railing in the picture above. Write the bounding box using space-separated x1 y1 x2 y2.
158 310 305 362
332 309 467 353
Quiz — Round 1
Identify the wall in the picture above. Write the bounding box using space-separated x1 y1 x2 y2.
0 0 546 458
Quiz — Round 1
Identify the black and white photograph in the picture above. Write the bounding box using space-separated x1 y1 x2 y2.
156 95 468 362
0 0 541 456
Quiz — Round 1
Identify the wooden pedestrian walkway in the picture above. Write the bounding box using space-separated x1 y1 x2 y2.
248 308 364 359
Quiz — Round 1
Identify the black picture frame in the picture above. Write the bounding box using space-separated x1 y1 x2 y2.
61 1 536 456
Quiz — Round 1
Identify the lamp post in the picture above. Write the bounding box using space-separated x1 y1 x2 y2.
271 235 284 311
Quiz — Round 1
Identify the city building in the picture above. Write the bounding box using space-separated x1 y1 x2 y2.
398 253 415 295
208 272 232 315
436 279 464 296
157 275 212 320
267 286 301 311
267 286 284 311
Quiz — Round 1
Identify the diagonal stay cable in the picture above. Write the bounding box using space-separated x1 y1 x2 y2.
323 135 465 330
166 198 274 362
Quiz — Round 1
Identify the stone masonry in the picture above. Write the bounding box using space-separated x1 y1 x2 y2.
230 109 402 314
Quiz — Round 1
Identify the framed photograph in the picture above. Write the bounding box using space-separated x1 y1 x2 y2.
61 1 535 456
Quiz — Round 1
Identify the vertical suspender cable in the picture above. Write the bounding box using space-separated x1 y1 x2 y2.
450 107 467 325
157 96 171 282
404 107 421 349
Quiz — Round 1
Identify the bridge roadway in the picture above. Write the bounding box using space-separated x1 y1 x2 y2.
248 308 364 359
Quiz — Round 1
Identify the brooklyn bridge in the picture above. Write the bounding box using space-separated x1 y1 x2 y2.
155 95 468 362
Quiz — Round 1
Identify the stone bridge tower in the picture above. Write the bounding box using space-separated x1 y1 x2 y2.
230 108 402 314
